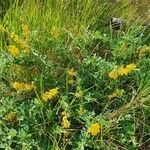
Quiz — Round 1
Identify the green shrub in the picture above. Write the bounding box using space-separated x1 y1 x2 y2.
0 0 150 149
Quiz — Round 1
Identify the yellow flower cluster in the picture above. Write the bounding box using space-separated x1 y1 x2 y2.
87 123 101 136
9 32 30 53
68 79 75 85
108 63 136 79
10 32 22 44
5 112 15 122
61 113 70 128
22 24 30 39
138 46 150 57
12 82 34 92
108 89 124 100
8 45 19 58
21 41 31 53
67 68 77 85
67 68 77 77
42 88 59 102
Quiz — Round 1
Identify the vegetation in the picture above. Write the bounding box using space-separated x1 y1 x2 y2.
0 0 150 149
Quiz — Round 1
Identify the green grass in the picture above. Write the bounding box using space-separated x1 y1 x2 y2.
0 0 150 149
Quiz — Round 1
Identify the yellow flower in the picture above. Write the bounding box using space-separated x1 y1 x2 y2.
42 87 59 102
8 45 19 58
61 111 68 116
24 84 34 91
61 115 70 128
68 79 75 85
42 92 52 101
125 63 136 73
9 32 21 44
121 68 129 76
9 32 30 53
21 41 31 53
10 32 16 39
87 123 101 136
138 46 150 57
117 66 125 76
108 63 136 79
22 24 30 39
12 82 34 92
118 64 136 76
67 68 77 77
5 112 15 122
108 89 124 100
108 70 119 79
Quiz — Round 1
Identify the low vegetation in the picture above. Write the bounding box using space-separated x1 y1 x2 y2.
0 0 150 149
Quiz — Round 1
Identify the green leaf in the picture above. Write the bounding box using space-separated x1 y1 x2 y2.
7 129 17 139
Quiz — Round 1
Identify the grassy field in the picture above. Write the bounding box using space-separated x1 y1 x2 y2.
0 0 150 149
